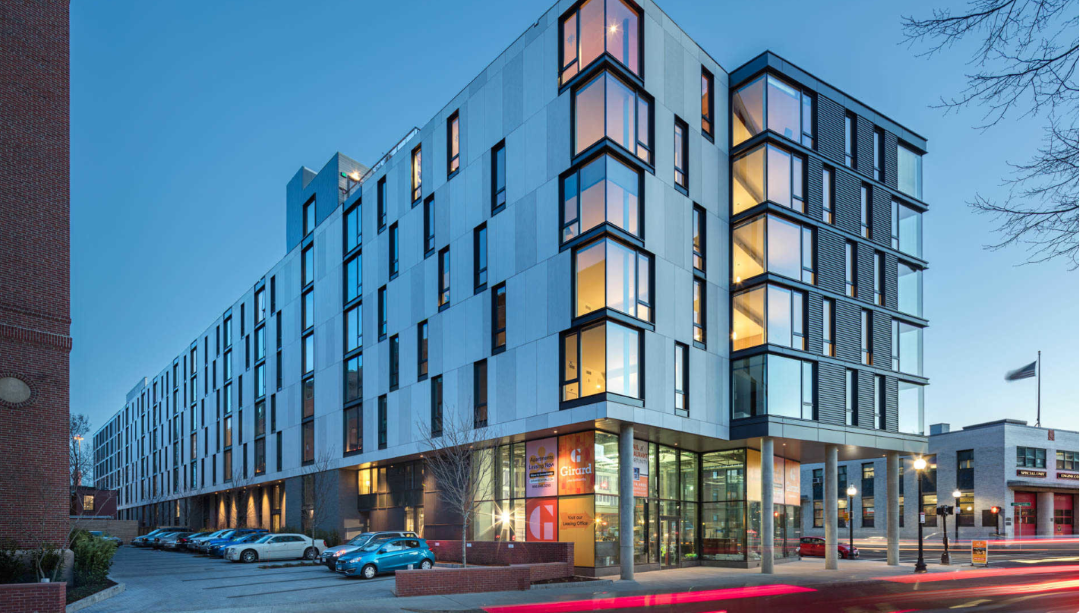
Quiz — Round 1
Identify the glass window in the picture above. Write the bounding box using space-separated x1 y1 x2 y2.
861 185 871 238
732 143 805 215
574 237 651 321
822 167 834 224
732 284 805 351
595 431 619 496
302 420 314 464
562 153 640 242
876 375 886 430
474 360 488 428
874 128 884 181
345 354 362 404
303 198 315 237
701 68 714 137
378 395 387 449
492 284 506 351
573 71 652 164
732 74 813 147
1017 447 1047 468
692 205 705 273
822 298 835 356
302 376 314 419
732 214 814 284
845 114 856 168
894 201 923 257
430 376 443 436
674 118 688 191
492 141 506 211
732 354 813 420
845 241 857 297
447 112 460 177
559 0 640 84
897 144 922 199
693 278 705 344
377 176 387 231
674 342 689 416
345 254 361 303
899 381 924 435
389 223 399 277
474 224 487 290
302 245 313 287
344 404 361 454
424 196 435 255
1056 451 1078 471
411 145 422 202
861 310 873 365
417 321 428 378
874 252 884 306
378 286 387 339
561 321 640 401
389 335 399 390
845 369 857 426
897 261 922 317
893 320 923 376
302 334 314 375
345 304 362 353
438 247 450 309
302 289 314 330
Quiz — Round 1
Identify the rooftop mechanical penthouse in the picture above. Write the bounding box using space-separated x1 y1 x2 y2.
94 0 930 574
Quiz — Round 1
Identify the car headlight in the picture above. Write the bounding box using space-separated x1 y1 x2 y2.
334 550 346 557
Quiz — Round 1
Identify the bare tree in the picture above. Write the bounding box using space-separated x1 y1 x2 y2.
298 446 337 545
69 414 92 493
417 407 497 567
902 0 1079 268
228 466 256 528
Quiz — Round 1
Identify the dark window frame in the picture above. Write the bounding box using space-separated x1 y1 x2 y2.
430 375 443 437
473 360 488 428
491 140 507 214
447 111 460 179
377 176 387 232
571 68 654 166
474 223 488 292
692 204 705 275
674 115 689 194
438 247 451 311
492 282 507 354
424 195 436 257
389 334 400 391
558 0 644 88
389 222 399 279
559 149 645 246
378 286 388 341
701 66 714 139
411 144 422 203
674 342 689 417
417 320 429 380
302 196 316 237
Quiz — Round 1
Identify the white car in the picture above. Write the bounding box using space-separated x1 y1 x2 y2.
224 533 326 563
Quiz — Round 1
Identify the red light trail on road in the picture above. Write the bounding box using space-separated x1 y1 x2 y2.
482 584 816 613
877 563 1078 583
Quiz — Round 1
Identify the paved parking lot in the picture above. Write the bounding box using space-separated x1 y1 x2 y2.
81 545 398 612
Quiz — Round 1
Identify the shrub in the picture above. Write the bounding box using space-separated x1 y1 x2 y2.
29 544 64 581
73 536 116 588
0 538 25 584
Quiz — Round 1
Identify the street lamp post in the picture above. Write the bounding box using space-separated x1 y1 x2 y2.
846 485 857 558
913 458 928 573
952 489 962 542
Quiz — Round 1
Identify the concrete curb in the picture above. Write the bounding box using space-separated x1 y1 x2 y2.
530 578 614 590
65 581 125 613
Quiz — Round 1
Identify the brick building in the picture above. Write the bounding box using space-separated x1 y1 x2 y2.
0 0 72 552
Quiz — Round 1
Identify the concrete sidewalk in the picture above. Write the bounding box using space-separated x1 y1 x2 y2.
183 558 998 613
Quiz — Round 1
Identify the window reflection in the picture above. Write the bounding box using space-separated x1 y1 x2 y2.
732 284 805 351
897 144 922 199
893 200 923 258
897 261 922 317
562 321 640 401
898 381 924 434
574 238 651 321
574 72 652 163
732 75 813 147
732 214 814 284
732 354 813 420
732 144 805 215
562 153 640 241
893 320 923 376
560 0 640 84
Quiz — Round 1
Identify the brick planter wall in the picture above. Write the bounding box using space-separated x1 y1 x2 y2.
0 583 66 613
395 541 576 597
396 566 531 597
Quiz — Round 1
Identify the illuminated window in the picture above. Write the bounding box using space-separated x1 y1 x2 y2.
447 111 460 177
701 67 714 138
559 0 640 84
732 214 814 284
692 205 705 273
574 237 652 321
693 278 705 345
411 145 422 203
562 152 641 242
573 71 652 164
732 284 806 351
732 74 813 147
732 143 805 215
674 117 688 192
492 284 506 352
561 321 641 401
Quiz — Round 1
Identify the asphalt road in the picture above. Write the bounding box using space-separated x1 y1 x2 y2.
854 536 1079 567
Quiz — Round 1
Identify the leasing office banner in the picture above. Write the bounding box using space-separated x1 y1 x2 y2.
558 431 595 495
526 498 558 542
559 495 595 567
632 439 649 497
526 437 557 497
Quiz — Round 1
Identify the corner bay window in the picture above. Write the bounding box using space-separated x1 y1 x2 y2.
562 321 640 402
732 354 814 420
892 319 923 375
732 143 805 215
893 199 923 258
897 261 923 317
573 71 652 164
898 381 924 435
574 237 651 321
560 0 640 85
732 214 813 284
732 284 806 351
897 144 922 199
562 152 640 242
732 74 813 148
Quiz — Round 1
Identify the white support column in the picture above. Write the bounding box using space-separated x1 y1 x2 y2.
761 437 775 574
1037 491 1055 536
619 424 635 581
886 451 900 566
824 444 839 570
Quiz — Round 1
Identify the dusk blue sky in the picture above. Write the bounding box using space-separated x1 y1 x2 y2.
71 0 1078 437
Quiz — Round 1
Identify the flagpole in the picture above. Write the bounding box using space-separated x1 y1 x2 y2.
1036 351 1041 428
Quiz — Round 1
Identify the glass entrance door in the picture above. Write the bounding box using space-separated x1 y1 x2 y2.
660 516 679 568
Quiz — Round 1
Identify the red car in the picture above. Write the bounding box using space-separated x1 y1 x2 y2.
797 537 859 559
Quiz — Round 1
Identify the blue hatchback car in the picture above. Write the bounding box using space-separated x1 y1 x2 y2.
207 530 267 557
337 537 435 579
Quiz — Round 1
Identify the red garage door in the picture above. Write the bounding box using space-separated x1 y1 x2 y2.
1014 492 1037 537
1054 494 1074 535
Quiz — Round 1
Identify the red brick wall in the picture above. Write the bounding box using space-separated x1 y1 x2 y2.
395 566 530 597
0 0 71 549
425 540 574 567
0 583 66 613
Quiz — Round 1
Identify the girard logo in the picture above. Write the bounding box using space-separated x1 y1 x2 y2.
570 448 581 463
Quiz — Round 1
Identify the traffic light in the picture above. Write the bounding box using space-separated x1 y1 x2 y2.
990 506 1000 514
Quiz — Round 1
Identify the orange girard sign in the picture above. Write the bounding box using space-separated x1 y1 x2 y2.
526 498 558 542
971 540 988 565
558 431 595 495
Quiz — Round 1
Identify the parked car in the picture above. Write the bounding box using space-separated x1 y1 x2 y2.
210 532 263 558
88 531 122 547
131 529 170 547
161 532 198 550
203 529 268 556
185 530 230 551
150 532 178 549
337 537 434 579
320 531 418 571
224 533 326 563
796 537 859 559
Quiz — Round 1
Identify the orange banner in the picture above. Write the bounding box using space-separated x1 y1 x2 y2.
558 432 595 495
559 495 595 567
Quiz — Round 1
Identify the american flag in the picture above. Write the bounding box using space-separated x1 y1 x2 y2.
1004 361 1037 381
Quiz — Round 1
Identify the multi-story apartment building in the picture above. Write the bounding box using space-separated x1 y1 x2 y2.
94 0 930 575
801 420 1079 540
